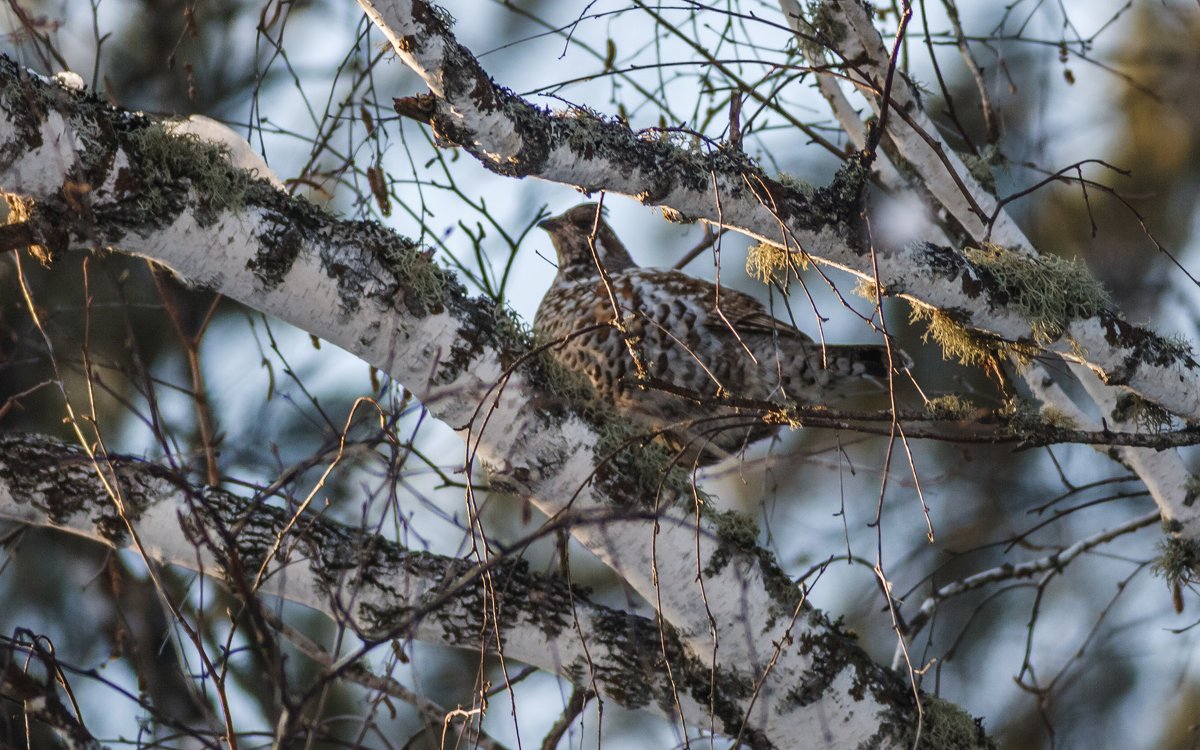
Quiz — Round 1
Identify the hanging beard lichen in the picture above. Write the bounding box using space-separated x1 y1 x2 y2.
963 243 1110 344
905 243 1111 376
745 241 807 286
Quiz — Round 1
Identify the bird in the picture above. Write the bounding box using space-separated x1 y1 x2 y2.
533 203 899 465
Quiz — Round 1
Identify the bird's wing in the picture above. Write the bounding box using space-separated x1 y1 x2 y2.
702 283 810 341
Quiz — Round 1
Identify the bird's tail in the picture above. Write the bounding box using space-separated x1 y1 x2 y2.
814 343 909 381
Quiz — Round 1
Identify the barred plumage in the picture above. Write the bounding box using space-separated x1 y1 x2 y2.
534 203 898 464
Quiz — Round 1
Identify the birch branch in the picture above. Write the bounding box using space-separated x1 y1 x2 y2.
0 61 985 747
0 432 739 741
360 0 1200 427
782 0 1199 536
357 0 1198 539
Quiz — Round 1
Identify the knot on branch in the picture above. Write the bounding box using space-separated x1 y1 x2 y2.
393 93 437 125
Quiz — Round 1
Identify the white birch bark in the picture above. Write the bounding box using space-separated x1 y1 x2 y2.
353 0 1197 538
780 0 1198 536
0 433 726 738
0 60 983 748
357 0 1200 428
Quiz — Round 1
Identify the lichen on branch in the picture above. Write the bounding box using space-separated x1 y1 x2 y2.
963 243 1110 344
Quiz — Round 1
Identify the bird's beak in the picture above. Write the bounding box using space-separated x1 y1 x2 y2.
537 217 555 231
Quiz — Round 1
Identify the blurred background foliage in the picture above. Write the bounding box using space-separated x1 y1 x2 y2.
2 1 1200 748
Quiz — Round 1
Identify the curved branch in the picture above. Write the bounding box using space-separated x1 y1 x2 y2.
0 432 753 742
0 65 986 748
360 0 1200 428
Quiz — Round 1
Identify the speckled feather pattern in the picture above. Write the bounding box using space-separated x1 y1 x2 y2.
534 204 893 462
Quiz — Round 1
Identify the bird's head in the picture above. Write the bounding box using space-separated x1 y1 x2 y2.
539 203 636 279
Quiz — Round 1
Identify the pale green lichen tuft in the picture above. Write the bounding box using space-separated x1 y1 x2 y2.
129 124 253 223
895 694 992 750
797 1 849 63
1000 398 1043 432
746 242 806 285
487 303 533 355
854 277 899 301
909 304 1039 370
377 245 451 311
924 395 974 420
1038 404 1077 430
908 243 1109 372
957 145 1002 195
537 357 595 402
997 398 1077 433
776 171 817 200
964 243 1110 345
704 509 761 577
592 410 693 509
1110 392 1174 434
1153 537 1200 588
